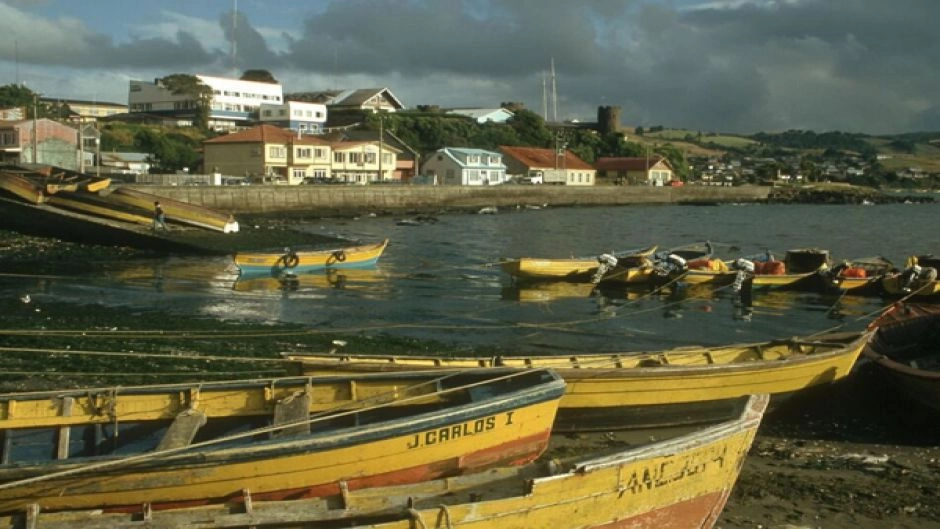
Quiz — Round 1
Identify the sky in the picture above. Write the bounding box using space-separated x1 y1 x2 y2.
0 0 937 135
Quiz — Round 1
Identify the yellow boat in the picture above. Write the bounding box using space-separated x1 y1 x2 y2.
880 255 940 298
822 256 894 295
499 245 658 283
10 394 769 529
234 239 389 276
684 248 830 290
0 370 564 514
102 187 239 233
284 330 870 431
0 170 45 204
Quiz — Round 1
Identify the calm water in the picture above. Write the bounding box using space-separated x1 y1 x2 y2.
2 203 936 354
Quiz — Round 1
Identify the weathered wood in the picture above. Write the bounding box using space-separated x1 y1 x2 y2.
155 409 207 451
272 392 310 438
56 397 74 460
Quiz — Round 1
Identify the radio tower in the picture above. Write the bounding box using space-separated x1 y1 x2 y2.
551 57 558 122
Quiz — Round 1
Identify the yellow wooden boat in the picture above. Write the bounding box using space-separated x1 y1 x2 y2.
684 248 830 289
0 171 45 204
102 187 239 233
0 370 564 514
822 256 894 295
234 239 389 276
284 330 870 431
881 255 940 298
8 394 769 529
499 245 658 283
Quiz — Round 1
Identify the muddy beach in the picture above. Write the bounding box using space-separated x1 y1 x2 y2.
1 230 939 528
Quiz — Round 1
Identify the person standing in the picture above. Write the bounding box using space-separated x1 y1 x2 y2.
153 201 168 231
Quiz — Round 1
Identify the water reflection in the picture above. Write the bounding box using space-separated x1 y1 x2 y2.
233 268 391 295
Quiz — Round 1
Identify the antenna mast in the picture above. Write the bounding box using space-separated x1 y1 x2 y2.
551 57 558 122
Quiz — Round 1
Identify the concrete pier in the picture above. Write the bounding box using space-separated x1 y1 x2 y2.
128 184 772 215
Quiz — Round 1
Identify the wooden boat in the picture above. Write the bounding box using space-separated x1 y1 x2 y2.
822 256 894 295
498 245 658 283
0 370 565 514
880 255 940 298
0 170 45 204
234 239 389 276
863 303 940 413
284 330 870 431
7 394 769 529
683 248 831 289
97 187 239 233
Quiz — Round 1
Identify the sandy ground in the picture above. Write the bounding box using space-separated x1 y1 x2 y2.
1 231 939 528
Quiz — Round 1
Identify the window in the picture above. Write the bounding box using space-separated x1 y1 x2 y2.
334 152 345 163
312 169 327 179
293 168 306 179
382 153 392 165
296 148 312 158
349 152 362 164
262 110 272 117
365 152 376 164
269 146 286 158
314 148 325 159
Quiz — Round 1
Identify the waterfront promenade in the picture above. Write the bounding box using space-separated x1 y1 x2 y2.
128 184 771 214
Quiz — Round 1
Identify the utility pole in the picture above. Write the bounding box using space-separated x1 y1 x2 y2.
78 118 85 173
31 94 38 164
378 116 384 182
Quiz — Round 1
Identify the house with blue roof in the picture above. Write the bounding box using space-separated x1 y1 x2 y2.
420 147 508 186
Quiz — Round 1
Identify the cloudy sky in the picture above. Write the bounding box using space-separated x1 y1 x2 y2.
0 0 937 134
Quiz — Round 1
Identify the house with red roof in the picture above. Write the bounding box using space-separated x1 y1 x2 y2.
499 145 595 186
594 156 674 186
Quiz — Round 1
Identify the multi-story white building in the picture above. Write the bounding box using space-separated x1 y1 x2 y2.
258 100 328 134
128 74 283 130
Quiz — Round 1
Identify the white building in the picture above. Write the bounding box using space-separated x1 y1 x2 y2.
446 108 514 124
421 147 508 186
259 100 328 134
128 74 283 130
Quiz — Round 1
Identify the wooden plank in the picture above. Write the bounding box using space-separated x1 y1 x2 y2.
272 393 310 438
155 410 207 451
56 397 74 460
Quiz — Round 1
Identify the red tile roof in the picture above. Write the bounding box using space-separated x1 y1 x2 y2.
499 145 594 170
594 156 670 171
204 124 330 145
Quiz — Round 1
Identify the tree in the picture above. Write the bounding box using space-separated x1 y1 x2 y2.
158 74 212 130
240 70 279 84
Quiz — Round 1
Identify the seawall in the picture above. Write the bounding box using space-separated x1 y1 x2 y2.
127 184 772 215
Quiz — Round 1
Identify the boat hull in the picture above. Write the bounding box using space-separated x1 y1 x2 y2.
864 303 940 413
10 395 768 529
285 331 869 429
235 239 389 276
0 371 563 514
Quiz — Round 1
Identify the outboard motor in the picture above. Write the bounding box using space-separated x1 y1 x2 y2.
732 258 755 293
592 253 619 284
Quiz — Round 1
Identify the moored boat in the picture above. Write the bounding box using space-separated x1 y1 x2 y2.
498 245 658 283
683 248 831 290
0 369 564 514
284 330 870 431
863 303 940 413
821 256 894 295
234 239 390 276
880 255 940 298
7 394 769 529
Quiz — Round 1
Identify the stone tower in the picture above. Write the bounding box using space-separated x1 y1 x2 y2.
596 105 622 134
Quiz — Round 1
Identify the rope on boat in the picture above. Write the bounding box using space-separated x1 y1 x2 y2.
0 368 545 492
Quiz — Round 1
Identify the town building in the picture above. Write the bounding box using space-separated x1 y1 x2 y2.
594 156 674 185
0 118 78 168
41 97 128 123
420 147 508 185
128 74 283 130
330 141 401 184
259 100 327 134
321 128 419 182
499 145 595 186
446 108 514 124
202 124 331 185
298 88 404 113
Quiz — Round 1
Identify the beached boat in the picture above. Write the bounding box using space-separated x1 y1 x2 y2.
100 187 239 233
284 330 869 431
234 239 390 276
0 170 45 204
8 394 769 529
0 370 564 514
863 303 940 413
498 245 658 283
